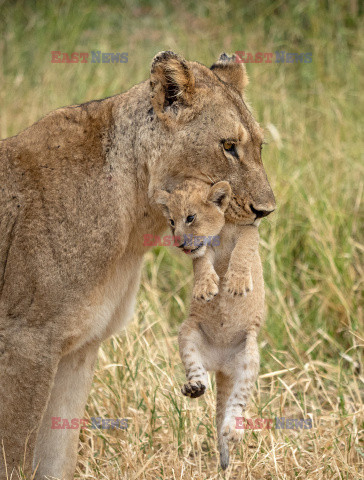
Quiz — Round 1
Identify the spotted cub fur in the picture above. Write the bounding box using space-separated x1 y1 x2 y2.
154 179 265 470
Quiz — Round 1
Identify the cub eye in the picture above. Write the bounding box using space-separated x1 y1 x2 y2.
186 215 196 224
169 219 175 226
222 141 238 157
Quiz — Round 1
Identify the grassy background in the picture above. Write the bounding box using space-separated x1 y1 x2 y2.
1 0 363 478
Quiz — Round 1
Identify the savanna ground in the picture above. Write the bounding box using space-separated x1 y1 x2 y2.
0 0 363 479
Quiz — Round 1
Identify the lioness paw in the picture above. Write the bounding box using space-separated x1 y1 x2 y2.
193 272 219 301
224 269 253 297
181 380 206 398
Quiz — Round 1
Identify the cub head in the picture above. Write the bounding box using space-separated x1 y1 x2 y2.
154 180 231 259
149 51 276 226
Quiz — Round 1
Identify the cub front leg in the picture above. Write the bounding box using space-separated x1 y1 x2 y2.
224 225 260 296
224 268 253 297
192 247 219 302
178 321 208 398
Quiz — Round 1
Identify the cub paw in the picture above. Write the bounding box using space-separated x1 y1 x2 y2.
181 380 206 398
224 269 253 297
193 272 219 302
222 420 245 443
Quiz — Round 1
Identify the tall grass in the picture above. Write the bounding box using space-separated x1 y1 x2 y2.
0 0 363 478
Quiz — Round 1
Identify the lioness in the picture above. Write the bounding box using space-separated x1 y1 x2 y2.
154 179 264 470
0 51 275 479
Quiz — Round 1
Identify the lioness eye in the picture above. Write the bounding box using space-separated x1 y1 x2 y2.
170 219 175 226
223 141 234 151
222 141 238 157
186 215 195 224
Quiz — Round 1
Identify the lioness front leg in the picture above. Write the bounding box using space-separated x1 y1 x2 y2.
0 324 61 480
178 322 208 398
224 225 260 296
33 341 100 480
192 247 218 301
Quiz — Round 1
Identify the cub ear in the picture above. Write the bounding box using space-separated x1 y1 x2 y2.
210 53 249 96
153 189 171 215
207 181 231 211
150 51 195 122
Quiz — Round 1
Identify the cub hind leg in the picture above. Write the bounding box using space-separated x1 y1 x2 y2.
221 331 260 440
216 331 260 470
216 371 234 470
178 320 209 398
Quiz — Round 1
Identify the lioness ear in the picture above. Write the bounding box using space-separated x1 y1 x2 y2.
210 53 249 96
207 181 231 211
150 51 195 121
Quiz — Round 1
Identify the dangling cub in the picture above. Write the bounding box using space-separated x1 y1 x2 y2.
154 179 265 470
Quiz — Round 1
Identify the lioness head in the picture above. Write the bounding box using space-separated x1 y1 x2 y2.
154 179 231 259
149 51 276 226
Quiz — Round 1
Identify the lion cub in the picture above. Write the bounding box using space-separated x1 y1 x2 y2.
154 179 265 470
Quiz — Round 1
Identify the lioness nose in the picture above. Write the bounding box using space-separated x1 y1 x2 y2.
250 204 275 218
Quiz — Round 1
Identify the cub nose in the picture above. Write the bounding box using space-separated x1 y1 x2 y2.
250 204 275 218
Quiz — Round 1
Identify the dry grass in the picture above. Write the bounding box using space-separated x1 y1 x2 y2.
78 274 363 479
75 245 363 480
0 0 363 478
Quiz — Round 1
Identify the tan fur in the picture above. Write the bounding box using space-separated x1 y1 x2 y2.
155 180 265 470
0 51 274 479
